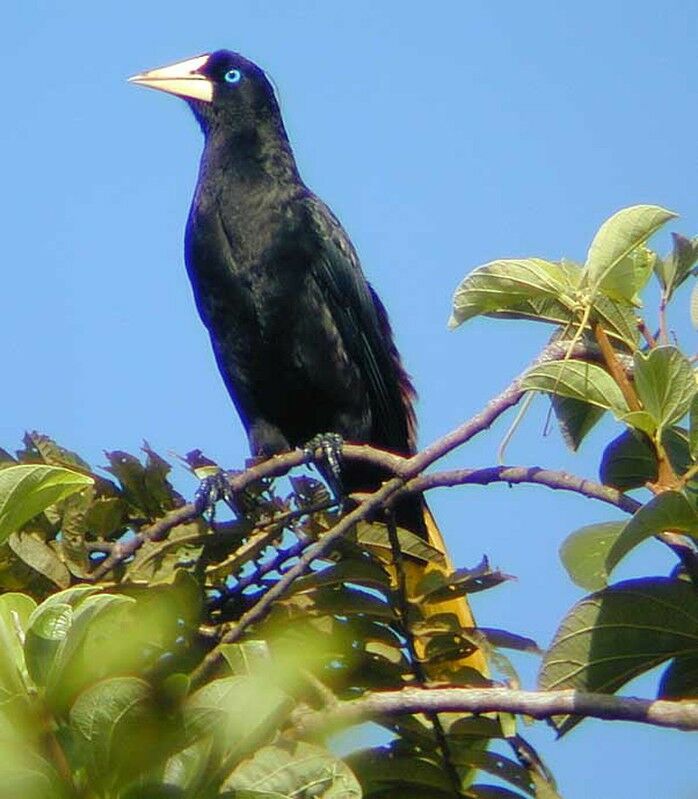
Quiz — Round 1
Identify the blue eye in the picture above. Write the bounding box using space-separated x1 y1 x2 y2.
224 68 242 84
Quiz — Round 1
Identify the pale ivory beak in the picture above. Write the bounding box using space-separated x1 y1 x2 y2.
129 54 213 103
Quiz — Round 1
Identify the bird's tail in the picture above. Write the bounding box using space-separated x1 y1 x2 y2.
395 500 488 681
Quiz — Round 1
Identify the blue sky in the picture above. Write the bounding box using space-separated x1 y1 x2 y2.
3 2 697 796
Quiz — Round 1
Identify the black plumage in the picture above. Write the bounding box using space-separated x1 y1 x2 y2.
132 50 425 532
131 49 483 675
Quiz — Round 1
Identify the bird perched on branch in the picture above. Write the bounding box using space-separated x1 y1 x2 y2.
130 50 484 676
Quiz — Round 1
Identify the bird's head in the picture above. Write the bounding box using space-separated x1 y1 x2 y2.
129 50 280 133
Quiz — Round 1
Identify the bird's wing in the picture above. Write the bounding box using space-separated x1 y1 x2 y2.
305 197 416 454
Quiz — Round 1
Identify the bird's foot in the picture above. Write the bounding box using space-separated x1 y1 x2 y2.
303 432 345 509
194 470 239 523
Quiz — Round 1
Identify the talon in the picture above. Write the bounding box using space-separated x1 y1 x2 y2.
303 432 345 509
194 470 239 522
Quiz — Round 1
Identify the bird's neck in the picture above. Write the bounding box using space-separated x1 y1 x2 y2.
202 114 301 192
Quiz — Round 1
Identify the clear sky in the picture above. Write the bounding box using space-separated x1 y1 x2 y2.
3 2 697 796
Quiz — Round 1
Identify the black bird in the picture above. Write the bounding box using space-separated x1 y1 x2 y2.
130 51 482 670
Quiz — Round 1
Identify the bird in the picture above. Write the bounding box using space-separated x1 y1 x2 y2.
129 50 484 676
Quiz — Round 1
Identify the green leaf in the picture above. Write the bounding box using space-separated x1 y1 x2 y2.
559 521 626 591
347 748 453 796
591 293 641 347
599 429 657 491
606 491 698 575
658 655 698 699
70 676 177 787
0 593 35 694
521 360 628 414
355 521 446 566
8 532 70 589
449 259 574 328
690 395 698 460
418 559 512 603
288 559 391 595
452 750 534 796
539 577 698 734
633 346 696 428
619 410 659 437
224 741 361 797
476 628 541 654
585 205 677 291
691 282 698 329
551 396 605 451
24 601 73 686
185 676 291 763
45 593 137 711
597 245 655 306
656 233 698 297
220 641 272 676
0 465 93 545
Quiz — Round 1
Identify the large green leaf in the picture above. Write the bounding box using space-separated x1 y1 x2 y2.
0 465 93 545
585 205 676 291
606 491 698 576
559 521 626 591
70 676 178 788
521 361 627 414
449 259 573 328
224 741 361 798
185 675 291 764
538 577 698 734
633 346 696 429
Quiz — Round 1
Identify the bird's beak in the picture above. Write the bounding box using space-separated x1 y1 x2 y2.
128 54 213 103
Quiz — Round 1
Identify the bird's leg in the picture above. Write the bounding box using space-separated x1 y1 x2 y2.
303 432 345 510
194 470 240 523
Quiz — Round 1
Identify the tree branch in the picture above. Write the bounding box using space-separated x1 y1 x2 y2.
404 466 642 515
292 686 698 735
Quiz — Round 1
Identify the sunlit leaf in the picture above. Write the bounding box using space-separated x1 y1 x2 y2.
0 465 93 545
597 246 655 305
585 205 676 291
449 259 574 328
521 361 627 414
633 346 696 428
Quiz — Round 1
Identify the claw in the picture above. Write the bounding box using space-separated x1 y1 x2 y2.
303 432 345 510
194 470 239 523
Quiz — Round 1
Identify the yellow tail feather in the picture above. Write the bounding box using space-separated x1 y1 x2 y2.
392 502 488 681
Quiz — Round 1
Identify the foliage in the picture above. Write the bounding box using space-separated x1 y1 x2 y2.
451 204 698 729
2 204 697 797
